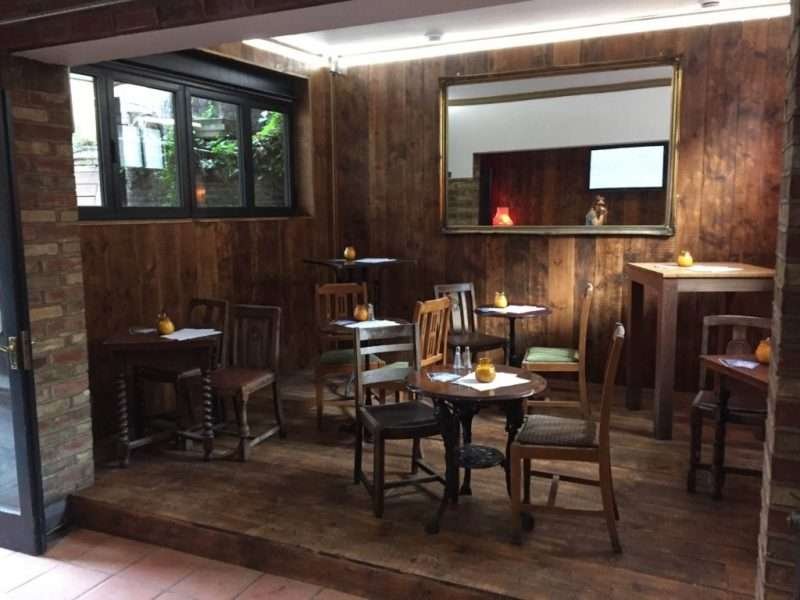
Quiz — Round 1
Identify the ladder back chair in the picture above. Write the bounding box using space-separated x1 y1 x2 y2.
313 282 368 430
352 323 444 517
522 282 593 418
207 304 285 461
434 283 509 363
510 323 625 552
413 297 451 367
687 314 771 497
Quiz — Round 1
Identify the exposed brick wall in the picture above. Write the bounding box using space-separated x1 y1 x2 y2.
0 0 341 52
0 55 92 525
757 1 800 597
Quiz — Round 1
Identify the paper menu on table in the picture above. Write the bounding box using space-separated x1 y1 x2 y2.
720 358 760 370
344 320 401 329
354 258 397 264
161 328 221 341
479 305 547 315
454 371 531 391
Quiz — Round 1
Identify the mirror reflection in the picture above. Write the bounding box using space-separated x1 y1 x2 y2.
443 61 679 234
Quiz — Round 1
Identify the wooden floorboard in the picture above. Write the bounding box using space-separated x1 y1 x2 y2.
70 372 763 599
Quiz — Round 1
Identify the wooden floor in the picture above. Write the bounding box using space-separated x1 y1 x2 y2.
71 373 764 600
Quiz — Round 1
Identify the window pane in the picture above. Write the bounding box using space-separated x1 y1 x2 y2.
113 82 179 207
70 73 103 207
251 109 288 208
191 97 242 208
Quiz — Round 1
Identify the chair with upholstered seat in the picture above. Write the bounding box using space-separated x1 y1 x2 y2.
208 304 284 461
509 323 625 552
522 282 593 418
313 282 368 430
414 296 451 367
434 283 508 364
687 315 770 498
352 323 444 517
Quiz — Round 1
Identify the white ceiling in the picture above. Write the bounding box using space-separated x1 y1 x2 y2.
274 0 787 62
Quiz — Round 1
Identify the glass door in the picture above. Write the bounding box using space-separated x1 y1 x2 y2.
0 90 45 555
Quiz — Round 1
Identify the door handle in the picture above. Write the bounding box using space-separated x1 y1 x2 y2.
0 336 18 370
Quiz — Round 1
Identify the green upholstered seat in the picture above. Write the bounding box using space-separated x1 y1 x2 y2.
524 346 578 364
319 348 355 365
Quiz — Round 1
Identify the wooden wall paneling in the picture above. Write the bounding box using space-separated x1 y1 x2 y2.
547 238 576 347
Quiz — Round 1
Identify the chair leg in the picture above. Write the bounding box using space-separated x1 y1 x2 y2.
523 458 532 504
373 436 386 518
504 341 511 366
411 437 421 474
687 405 703 493
599 455 622 553
237 392 251 462
272 382 286 438
315 375 324 431
354 420 363 484
578 364 590 419
711 401 728 501
510 445 523 542
602 460 620 521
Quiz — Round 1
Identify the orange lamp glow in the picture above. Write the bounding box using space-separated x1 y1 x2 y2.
195 182 207 206
492 207 514 227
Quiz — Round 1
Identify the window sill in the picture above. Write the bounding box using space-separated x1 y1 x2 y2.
78 214 313 226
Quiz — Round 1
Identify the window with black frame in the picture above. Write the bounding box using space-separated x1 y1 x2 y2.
69 53 295 220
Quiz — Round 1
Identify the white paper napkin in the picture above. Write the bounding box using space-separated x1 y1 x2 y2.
479 305 547 315
345 320 401 329
162 328 221 341
454 371 530 391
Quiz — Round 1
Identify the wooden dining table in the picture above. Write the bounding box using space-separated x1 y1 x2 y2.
699 354 768 499
625 261 774 440
104 331 219 466
406 365 548 534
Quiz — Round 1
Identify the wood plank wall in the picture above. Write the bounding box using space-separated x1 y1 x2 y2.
80 46 334 440
333 20 788 386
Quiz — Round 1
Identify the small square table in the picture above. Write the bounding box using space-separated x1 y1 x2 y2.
625 262 774 440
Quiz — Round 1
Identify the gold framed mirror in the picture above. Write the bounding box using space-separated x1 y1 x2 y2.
440 57 681 236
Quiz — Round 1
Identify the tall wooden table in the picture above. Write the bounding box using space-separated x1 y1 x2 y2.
303 257 416 312
699 355 768 498
104 332 219 466
625 262 774 440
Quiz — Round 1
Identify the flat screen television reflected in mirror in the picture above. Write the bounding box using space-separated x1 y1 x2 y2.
588 143 667 190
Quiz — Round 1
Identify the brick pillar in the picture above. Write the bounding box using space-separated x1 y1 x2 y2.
0 55 93 529
757 1 800 597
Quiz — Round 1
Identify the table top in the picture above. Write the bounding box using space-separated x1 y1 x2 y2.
407 365 547 403
322 318 408 335
104 331 219 351
626 262 775 280
700 354 769 391
304 258 416 270
475 305 551 319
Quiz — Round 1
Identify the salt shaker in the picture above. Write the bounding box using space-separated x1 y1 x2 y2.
367 303 375 320
453 346 462 370
464 346 472 370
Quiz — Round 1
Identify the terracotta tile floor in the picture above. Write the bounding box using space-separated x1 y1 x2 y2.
0 529 365 600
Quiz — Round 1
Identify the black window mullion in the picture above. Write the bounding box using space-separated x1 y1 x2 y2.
241 102 254 214
174 85 193 216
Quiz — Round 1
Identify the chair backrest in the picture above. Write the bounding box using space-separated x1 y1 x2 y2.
434 282 477 334
188 297 229 367
698 314 772 389
353 323 421 408
598 323 625 449
315 282 368 327
577 282 594 362
414 297 451 367
230 304 281 373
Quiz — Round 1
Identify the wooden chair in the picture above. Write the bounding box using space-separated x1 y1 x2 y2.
434 283 509 363
509 323 625 553
522 282 593 418
313 282 368 430
413 297 451 367
352 323 444 517
687 315 770 497
207 305 285 461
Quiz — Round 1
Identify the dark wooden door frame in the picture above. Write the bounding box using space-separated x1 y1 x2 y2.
0 88 46 555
